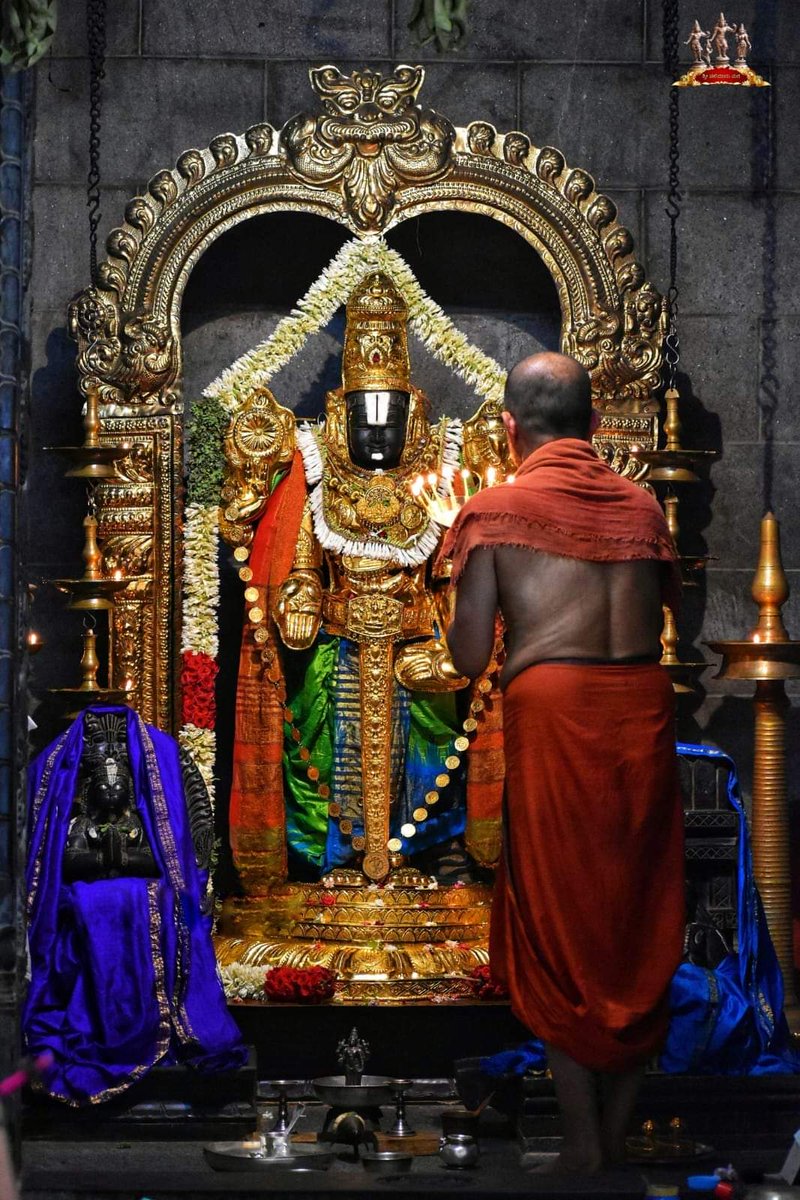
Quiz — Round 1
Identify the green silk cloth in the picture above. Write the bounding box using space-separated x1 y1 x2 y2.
281 633 464 874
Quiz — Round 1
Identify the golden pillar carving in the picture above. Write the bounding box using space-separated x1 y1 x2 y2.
346 593 405 882
707 512 800 1027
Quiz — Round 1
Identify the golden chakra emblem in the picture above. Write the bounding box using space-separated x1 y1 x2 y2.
355 476 401 531
232 396 283 459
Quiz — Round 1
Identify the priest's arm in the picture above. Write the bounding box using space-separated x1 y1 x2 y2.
446 546 499 680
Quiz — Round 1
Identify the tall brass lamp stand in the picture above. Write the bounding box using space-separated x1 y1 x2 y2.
707 513 800 1029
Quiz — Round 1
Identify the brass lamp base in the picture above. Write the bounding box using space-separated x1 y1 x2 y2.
52 577 129 611
706 640 800 682
46 444 128 479
633 447 718 485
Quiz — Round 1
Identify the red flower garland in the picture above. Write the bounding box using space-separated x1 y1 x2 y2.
264 965 337 1004
469 964 509 1001
181 650 218 730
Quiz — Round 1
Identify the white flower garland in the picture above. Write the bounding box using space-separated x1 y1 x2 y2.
204 237 507 414
179 723 216 796
220 961 269 1002
179 502 220 787
181 502 220 658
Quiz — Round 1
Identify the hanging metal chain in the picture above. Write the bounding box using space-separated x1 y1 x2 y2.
663 0 682 390
86 0 107 282
752 79 777 510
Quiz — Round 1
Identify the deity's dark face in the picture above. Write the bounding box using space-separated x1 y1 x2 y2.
346 390 409 470
86 758 131 818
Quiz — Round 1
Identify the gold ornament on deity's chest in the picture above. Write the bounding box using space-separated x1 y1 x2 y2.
354 476 402 532
400 502 424 532
331 494 358 528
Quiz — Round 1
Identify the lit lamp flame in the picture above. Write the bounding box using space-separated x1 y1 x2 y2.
26 630 43 654
413 464 505 528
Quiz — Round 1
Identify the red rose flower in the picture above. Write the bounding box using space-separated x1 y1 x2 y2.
469 964 509 1001
181 651 218 729
264 966 337 1004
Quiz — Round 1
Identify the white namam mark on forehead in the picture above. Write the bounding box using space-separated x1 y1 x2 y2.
364 391 390 425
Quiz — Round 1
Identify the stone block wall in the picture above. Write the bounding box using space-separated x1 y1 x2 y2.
23 0 799 810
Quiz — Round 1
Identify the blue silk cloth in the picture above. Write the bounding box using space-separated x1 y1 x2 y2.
481 742 799 1079
24 706 247 1105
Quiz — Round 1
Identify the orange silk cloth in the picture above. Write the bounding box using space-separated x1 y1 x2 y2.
491 661 685 1071
229 452 308 891
441 438 681 612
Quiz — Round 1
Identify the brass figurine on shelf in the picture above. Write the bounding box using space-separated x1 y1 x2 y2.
686 20 712 68
338 1028 370 1087
48 497 128 716
49 616 126 720
709 12 735 64
675 12 768 86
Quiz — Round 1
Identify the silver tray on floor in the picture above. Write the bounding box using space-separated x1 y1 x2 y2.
204 1141 335 1172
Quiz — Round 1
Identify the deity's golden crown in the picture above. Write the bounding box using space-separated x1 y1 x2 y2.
342 272 411 395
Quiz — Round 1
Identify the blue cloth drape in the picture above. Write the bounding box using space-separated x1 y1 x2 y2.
24 706 247 1105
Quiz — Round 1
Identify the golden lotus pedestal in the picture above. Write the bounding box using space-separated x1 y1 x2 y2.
214 876 491 1003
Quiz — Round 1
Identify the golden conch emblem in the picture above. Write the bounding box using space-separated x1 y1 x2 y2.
342 272 411 394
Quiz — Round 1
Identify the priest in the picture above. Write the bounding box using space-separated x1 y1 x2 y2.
442 352 685 1172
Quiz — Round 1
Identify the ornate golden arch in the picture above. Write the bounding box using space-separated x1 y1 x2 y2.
68 64 666 729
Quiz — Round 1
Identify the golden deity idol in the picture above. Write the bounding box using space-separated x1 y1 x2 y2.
216 272 509 990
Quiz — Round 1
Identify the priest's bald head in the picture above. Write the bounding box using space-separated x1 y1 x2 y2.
502 352 596 460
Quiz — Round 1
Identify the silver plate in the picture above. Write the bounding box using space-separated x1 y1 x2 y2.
204 1141 335 1172
362 1150 414 1176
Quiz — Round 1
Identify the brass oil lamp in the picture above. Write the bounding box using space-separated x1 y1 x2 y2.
637 388 716 694
707 513 800 1026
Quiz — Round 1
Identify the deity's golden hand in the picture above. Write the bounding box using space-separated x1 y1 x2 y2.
272 570 323 650
394 639 470 693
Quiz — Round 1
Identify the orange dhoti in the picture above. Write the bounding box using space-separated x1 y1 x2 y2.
490 661 685 1072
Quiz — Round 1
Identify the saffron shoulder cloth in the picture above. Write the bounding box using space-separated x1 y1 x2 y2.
440 438 681 611
24 705 247 1106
